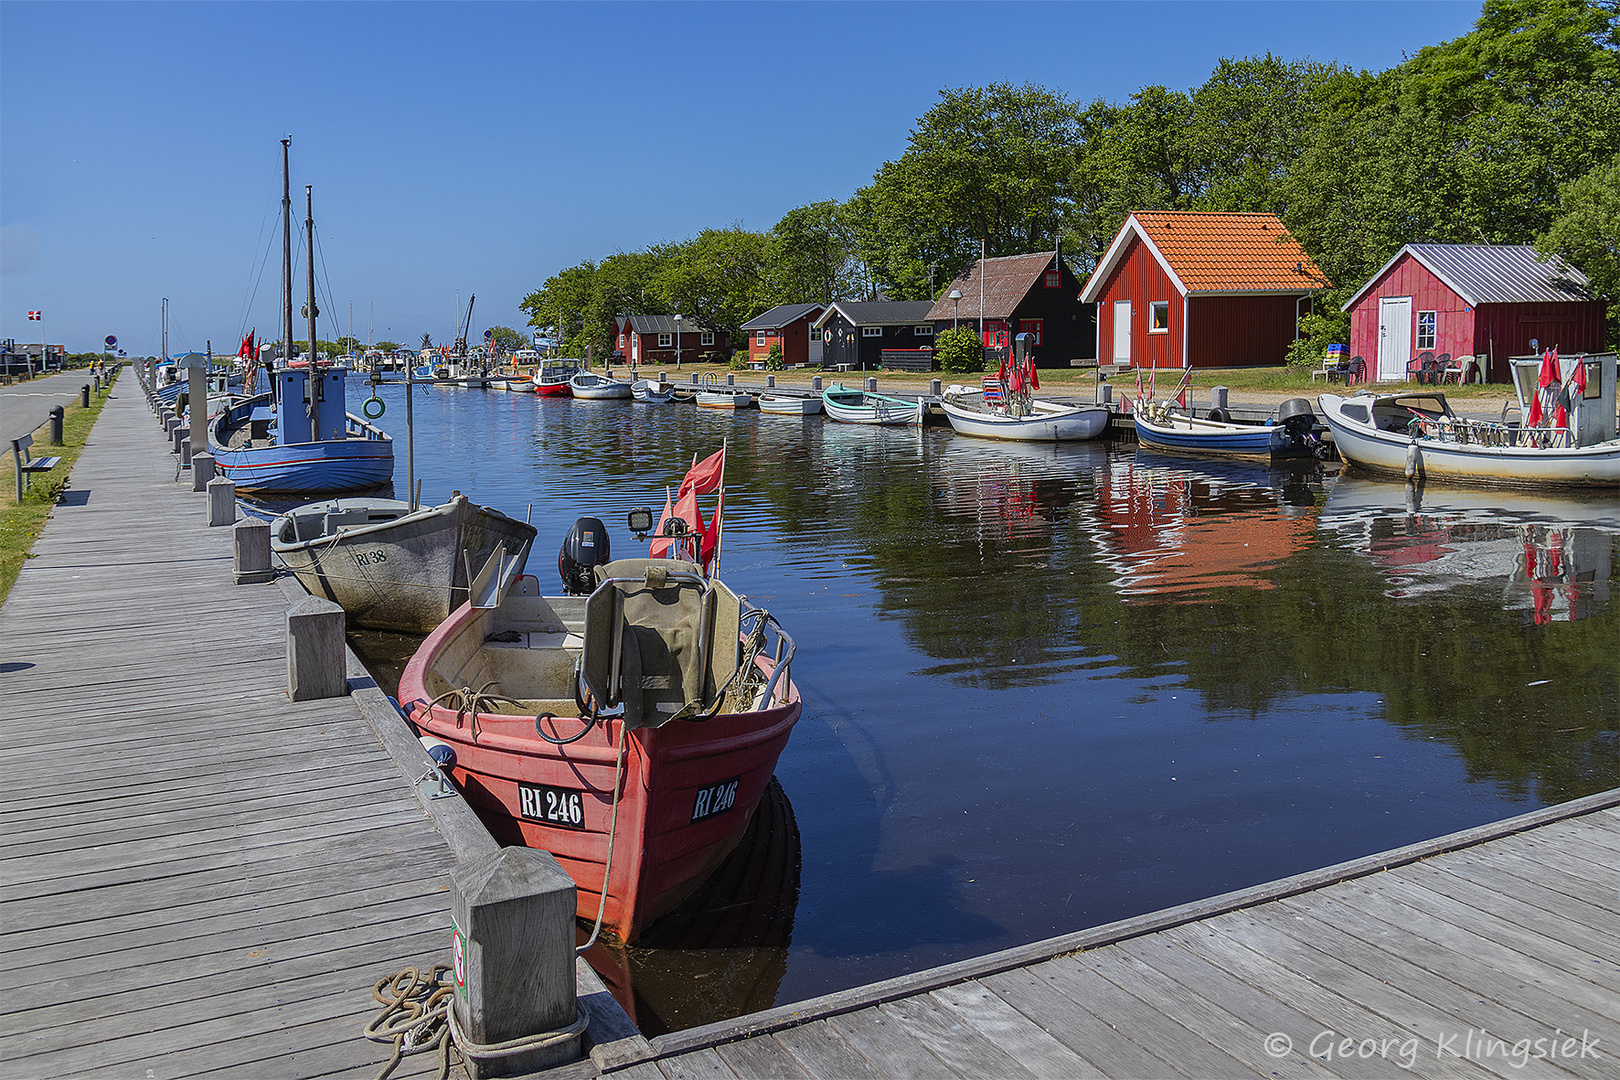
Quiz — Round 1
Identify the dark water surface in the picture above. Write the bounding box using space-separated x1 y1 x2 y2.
340 377 1620 1034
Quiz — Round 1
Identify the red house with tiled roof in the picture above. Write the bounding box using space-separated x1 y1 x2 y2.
923 251 1095 366
1079 212 1328 370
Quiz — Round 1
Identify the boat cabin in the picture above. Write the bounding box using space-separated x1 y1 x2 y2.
273 366 351 444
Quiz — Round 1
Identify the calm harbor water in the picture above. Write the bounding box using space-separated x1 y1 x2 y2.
336 376 1619 1034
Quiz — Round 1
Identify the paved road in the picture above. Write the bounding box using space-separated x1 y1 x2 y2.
1 367 113 446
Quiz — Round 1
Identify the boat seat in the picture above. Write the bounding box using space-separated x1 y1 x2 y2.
581 559 739 729
326 508 370 532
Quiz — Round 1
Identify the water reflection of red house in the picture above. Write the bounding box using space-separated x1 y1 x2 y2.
1082 459 1317 600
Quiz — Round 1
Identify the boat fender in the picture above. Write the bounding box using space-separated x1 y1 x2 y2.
363 395 385 419
1404 439 1420 480
1207 407 1231 424
417 736 456 772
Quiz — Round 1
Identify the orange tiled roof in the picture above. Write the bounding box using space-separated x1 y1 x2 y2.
1132 212 1328 293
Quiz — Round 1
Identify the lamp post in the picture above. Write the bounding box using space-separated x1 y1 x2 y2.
673 314 682 369
949 289 962 330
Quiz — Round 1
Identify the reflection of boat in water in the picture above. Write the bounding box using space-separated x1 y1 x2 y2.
1079 454 1323 600
1318 475 1617 620
579 776 800 1036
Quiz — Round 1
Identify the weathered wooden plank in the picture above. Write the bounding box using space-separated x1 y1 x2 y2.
1083 942 1344 1080
714 1035 814 1079
929 981 1107 1080
878 994 1038 1079
826 1006 959 1078
983 964 1191 1079
655 1047 742 1079
1403 860 1620 955
770 1021 886 1080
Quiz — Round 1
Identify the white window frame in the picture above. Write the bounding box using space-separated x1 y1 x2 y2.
862 326 883 337
701 331 714 346
914 325 934 336
1148 301 1170 334
1416 311 1436 351
658 333 672 348
756 331 767 346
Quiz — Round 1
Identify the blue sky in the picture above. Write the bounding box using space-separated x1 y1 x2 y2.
2 1 1481 356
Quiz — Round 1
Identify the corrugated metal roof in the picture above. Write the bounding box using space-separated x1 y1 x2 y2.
1406 244 1595 305
740 303 825 330
625 315 717 334
923 252 1056 321
816 301 936 327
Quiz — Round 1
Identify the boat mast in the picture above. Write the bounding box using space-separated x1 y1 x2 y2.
305 184 318 372
279 137 292 404
161 297 168 362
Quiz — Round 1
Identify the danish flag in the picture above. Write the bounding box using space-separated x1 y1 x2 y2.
28 311 41 320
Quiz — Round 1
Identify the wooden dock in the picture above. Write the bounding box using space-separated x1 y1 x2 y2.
0 375 461 1079
599 794 1619 1079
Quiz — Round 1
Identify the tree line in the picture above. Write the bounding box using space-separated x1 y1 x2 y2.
522 0 1619 359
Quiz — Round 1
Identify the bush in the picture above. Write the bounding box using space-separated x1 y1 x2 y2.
934 327 985 375
1286 310 1351 374
765 342 784 371
728 352 748 371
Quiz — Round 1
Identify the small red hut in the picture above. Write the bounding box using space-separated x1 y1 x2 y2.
1079 211 1327 370
1342 244 1606 383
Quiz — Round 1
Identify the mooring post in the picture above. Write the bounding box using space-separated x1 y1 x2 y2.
286 596 346 701
812 375 822 391
865 376 877 392
179 437 193 468
207 477 235 525
1210 385 1229 413
450 848 582 1077
234 519 272 583
766 374 775 388
191 451 214 492
171 424 189 454
931 378 942 396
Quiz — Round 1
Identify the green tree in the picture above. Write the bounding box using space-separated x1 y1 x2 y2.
487 325 526 353
934 326 986 374
375 340 400 352
855 83 1082 298
1537 157 1620 348
768 200 866 303
652 226 772 339
764 341 784 370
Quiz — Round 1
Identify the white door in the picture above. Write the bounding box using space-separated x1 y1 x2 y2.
1112 301 1132 363
808 328 823 365
1377 296 1412 381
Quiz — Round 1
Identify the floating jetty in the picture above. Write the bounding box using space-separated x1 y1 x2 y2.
3 371 1614 1078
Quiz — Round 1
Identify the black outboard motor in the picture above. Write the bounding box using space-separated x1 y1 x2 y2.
1276 397 1317 440
558 517 611 595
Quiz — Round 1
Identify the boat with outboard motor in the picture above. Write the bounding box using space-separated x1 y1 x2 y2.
821 384 923 425
270 493 537 634
1318 351 1619 489
397 445 801 944
1133 397 1320 460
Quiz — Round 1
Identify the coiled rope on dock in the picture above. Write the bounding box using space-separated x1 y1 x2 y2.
364 963 591 1079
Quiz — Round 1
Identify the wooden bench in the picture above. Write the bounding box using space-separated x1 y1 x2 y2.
12 433 62 501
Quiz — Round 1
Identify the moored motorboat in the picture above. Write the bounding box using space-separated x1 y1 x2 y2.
821 384 923 425
758 393 821 416
1318 351 1618 488
533 359 579 396
1132 398 1318 459
941 382 1106 441
271 493 537 633
570 371 633 399
398 448 801 943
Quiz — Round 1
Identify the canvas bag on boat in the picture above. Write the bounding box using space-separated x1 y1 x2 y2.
581 559 740 729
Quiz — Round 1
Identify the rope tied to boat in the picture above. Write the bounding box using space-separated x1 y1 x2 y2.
429 681 526 742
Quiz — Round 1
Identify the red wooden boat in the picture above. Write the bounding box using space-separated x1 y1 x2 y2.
398 448 801 943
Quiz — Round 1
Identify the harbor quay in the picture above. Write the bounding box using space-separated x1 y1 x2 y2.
1 371 1616 1078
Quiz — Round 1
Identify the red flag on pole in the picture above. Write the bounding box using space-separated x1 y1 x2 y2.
238 330 255 358
682 446 725 496
27 311 41 320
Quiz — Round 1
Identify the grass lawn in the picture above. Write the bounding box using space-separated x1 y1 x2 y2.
1 371 119 605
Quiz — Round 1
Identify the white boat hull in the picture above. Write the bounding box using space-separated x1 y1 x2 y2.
758 393 821 415
940 394 1106 441
697 390 752 409
1319 392 1620 488
570 373 633 399
631 379 673 403
822 387 922 425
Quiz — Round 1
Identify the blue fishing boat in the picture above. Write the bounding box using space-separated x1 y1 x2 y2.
1132 398 1319 459
210 367 393 494
209 138 394 496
